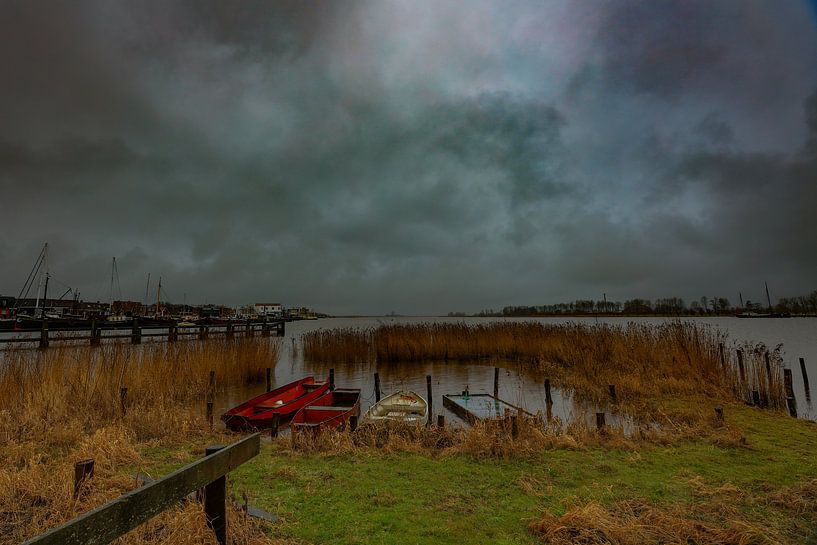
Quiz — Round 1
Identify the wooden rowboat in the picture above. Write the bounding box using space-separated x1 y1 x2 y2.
221 376 330 431
364 390 427 423
291 388 361 432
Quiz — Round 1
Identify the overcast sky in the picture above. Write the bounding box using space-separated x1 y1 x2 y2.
2 1 817 314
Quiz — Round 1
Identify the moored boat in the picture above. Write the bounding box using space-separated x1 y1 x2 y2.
291 388 361 432
364 390 427 423
222 376 330 431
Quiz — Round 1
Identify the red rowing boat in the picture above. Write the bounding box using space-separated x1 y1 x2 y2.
291 388 361 432
221 376 330 431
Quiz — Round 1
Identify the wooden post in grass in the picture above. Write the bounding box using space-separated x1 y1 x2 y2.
374 372 381 402
800 357 811 402
329 368 335 391
120 387 128 415
90 320 100 346
544 378 553 405
751 390 760 406
714 406 724 422
784 368 797 417
39 318 49 350
765 351 772 381
494 367 499 398
718 342 725 368
131 318 141 344
595 412 606 431
270 412 280 438
608 385 617 403
736 349 745 383
349 415 358 432
437 414 445 428
266 368 271 393
206 402 214 429
73 459 95 499
203 445 227 545
511 414 519 438
426 375 433 427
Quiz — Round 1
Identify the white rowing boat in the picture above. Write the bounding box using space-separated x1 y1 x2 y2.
365 390 428 422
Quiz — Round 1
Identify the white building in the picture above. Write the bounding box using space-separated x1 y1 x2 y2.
254 303 282 317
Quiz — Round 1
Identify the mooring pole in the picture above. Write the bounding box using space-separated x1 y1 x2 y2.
203 445 227 545
39 318 49 350
266 368 272 392
270 412 280 438
544 378 553 405
374 372 381 402
493 367 499 398
329 368 335 391
800 357 811 402
426 375 433 426
131 318 141 345
595 412 606 431
736 349 745 383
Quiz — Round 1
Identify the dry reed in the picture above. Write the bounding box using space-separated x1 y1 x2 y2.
0 338 280 544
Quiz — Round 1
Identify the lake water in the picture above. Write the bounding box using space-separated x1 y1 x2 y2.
213 316 817 424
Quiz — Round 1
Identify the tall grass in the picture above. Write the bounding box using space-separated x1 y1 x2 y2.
0 338 279 544
302 321 786 408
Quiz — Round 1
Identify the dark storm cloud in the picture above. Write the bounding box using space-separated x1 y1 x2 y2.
1 1 816 314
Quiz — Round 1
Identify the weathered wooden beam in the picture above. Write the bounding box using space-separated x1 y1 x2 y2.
22 433 260 545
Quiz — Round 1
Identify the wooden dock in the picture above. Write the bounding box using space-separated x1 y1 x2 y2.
442 393 533 425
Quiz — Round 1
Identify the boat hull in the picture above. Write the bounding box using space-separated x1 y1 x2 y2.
291 388 361 433
364 390 428 423
221 376 330 431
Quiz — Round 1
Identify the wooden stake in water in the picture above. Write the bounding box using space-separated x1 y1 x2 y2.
266 368 271 393
437 414 445 428
494 367 499 398
718 343 725 368
426 375 433 427
374 372 381 402
800 357 811 403
544 378 553 405
736 349 746 384
329 368 335 391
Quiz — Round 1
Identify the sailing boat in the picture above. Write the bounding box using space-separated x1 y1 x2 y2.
736 282 791 318
138 276 177 326
106 257 131 326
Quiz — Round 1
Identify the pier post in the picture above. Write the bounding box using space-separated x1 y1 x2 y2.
544 378 553 405
783 368 797 417
270 412 280 438
226 322 234 339
494 367 499 398
262 317 270 337
169 323 177 342
437 414 445 428
426 375 433 427
595 412 606 431
120 387 128 415
751 390 760 406
349 415 358 432
278 320 286 337
266 368 272 392
203 445 227 545
511 414 519 438
799 357 811 402
73 459 95 499
374 372 381 402
608 384 617 403
131 318 141 345
718 343 725 368
246 318 253 337
39 318 49 350
329 368 335 391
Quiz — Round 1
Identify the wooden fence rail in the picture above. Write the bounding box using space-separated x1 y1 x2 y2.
21 433 261 545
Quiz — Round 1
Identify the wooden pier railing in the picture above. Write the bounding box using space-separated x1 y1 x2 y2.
21 433 261 545
0 318 286 349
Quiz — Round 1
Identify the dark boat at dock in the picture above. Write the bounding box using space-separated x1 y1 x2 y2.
222 377 331 431
291 388 361 432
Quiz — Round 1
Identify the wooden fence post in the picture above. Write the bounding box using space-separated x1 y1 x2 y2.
595 412 606 431
203 445 227 545
426 375 433 427
39 318 49 350
73 459 95 499
120 387 128 415
374 372 381 402
437 414 445 428
544 378 553 405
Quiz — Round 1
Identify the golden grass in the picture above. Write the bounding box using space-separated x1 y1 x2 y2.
529 476 817 545
302 321 786 411
0 338 280 544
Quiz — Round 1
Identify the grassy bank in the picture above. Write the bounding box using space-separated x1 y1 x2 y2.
128 400 817 545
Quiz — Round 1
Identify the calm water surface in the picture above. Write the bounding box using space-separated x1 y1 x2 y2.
214 316 817 424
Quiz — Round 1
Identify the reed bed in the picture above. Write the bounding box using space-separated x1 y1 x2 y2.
0 338 280 544
303 321 786 409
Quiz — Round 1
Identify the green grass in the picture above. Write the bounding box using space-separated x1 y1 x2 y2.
136 403 817 545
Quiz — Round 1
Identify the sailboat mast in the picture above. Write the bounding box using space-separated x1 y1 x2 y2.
144 273 151 315
109 257 116 313
156 276 162 317
765 282 773 312
40 244 49 319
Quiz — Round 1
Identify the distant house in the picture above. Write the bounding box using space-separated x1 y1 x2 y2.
254 303 282 317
